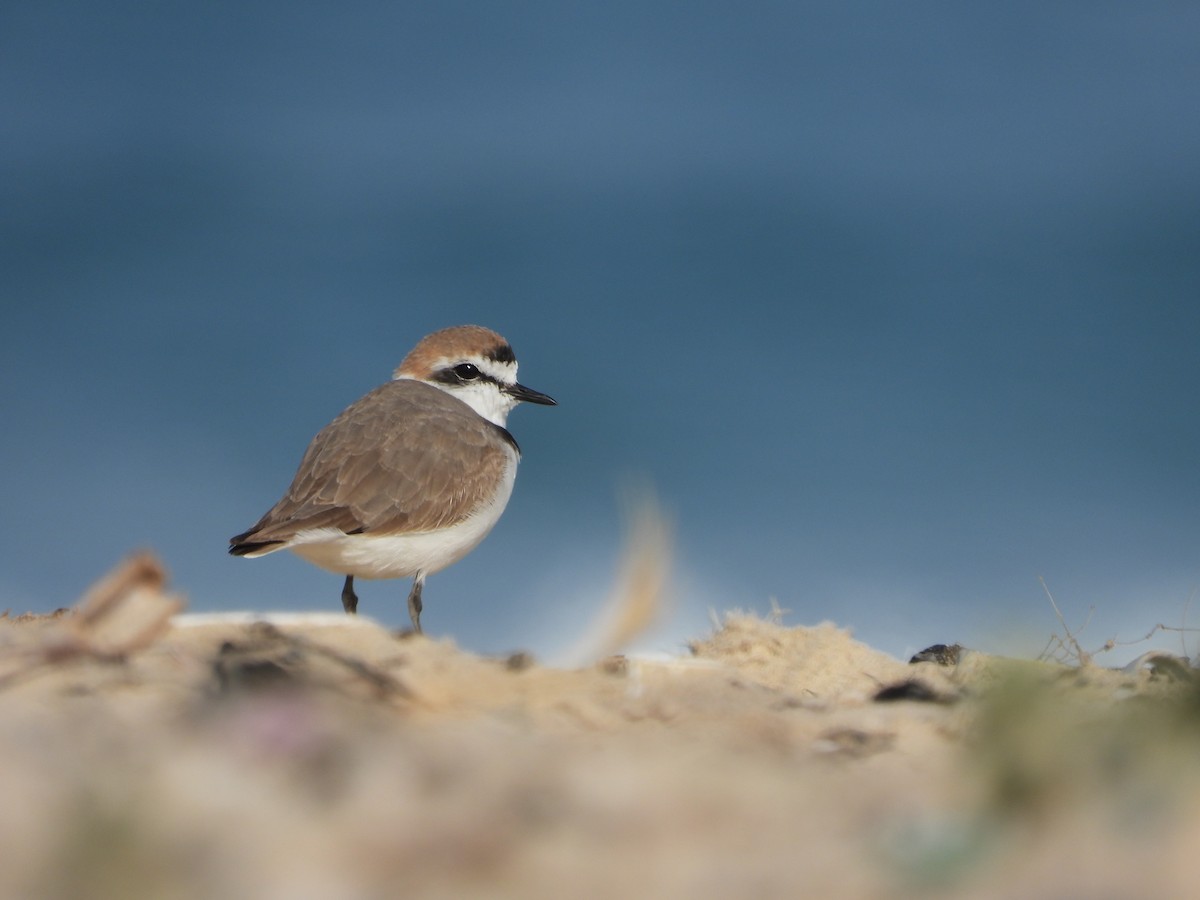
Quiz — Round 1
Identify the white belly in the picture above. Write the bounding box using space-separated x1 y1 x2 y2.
286 460 517 580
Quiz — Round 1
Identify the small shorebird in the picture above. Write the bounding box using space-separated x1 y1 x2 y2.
229 325 556 632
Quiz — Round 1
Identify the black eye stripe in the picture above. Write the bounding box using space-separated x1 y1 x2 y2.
432 363 503 388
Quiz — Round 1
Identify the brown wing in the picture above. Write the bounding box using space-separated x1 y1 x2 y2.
232 380 515 545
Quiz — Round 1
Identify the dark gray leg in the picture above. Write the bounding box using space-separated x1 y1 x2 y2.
341 575 358 614
406 575 424 633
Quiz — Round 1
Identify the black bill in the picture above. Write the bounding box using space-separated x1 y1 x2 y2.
506 382 557 405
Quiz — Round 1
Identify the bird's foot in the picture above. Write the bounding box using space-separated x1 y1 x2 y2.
341 575 359 615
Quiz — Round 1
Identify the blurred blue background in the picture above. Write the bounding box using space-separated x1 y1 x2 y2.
3 3 1198 662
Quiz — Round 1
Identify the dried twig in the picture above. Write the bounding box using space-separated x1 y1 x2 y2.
0 552 184 690
766 596 791 625
558 491 672 666
1037 578 1200 668
218 621 410 699
1038 576 1093 667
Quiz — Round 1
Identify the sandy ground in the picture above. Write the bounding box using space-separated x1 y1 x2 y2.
2 556 1199 899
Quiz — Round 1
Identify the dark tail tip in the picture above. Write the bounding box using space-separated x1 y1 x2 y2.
228 535 283 557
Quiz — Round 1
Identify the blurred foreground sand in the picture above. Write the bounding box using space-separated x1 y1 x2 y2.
2 558 1199 899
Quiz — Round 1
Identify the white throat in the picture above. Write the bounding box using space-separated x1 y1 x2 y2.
438 380 516 427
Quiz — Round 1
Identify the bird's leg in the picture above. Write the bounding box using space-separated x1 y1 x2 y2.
407 575 425 633
341 575 358 614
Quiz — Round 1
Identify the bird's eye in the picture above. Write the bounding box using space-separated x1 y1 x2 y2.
453 363 481 381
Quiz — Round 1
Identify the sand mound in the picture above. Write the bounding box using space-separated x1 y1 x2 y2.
2 558 1198 898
